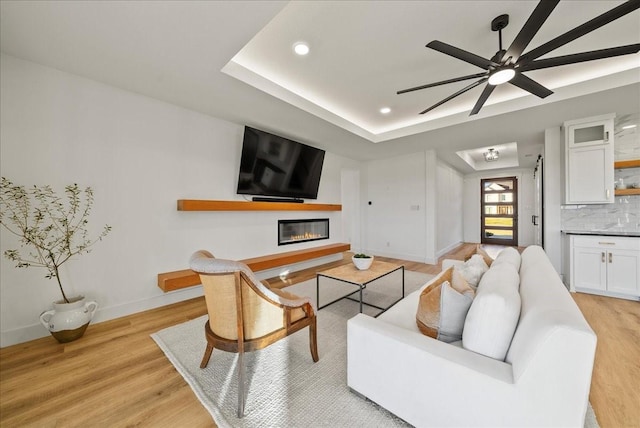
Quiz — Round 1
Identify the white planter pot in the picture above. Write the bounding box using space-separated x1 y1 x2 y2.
39 296 98 343
352 255 374 270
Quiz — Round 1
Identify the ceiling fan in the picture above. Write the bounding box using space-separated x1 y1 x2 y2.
397 0 640 116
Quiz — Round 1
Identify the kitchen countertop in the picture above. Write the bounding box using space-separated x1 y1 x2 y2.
562 229 640 237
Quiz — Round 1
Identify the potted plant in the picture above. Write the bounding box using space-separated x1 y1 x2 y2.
0 177 111 342
352 253 374 270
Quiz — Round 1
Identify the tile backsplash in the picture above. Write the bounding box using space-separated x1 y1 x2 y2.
562 196 640 232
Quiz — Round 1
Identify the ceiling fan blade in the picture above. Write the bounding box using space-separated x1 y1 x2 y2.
427 41 498 70
470 85 496 115
509 73 553 98
518 0 640 65
397 72 488 94
520 44 640 72
420 78 488 115
504 0 560 63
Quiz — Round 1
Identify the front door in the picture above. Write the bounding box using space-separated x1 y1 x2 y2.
481 177 518 246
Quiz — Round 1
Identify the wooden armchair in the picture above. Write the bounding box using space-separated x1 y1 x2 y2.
189 250 319 417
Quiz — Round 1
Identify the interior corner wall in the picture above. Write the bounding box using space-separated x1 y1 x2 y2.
435 160 464 257
0 54 360 347
544 126 563 274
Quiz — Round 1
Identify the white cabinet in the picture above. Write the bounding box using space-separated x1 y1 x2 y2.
564 114 614 204
570 235 640 300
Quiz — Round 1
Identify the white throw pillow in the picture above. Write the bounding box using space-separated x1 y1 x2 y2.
455 254 489 288
416 267 475 343
462 263 521 361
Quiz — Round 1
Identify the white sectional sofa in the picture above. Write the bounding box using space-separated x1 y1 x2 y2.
347 245 597 427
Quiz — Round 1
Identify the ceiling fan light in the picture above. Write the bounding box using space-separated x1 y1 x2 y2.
488 68 515 85
293 42 310 56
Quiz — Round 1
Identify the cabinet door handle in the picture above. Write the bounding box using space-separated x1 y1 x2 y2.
606 189 610 199
599 242 615 245
604 131 609 142
601 252 605 263
609 253 612 264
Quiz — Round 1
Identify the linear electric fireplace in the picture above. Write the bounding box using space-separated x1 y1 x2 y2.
278 218 329 246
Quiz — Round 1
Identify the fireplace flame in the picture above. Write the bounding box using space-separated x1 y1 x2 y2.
290 232 323 241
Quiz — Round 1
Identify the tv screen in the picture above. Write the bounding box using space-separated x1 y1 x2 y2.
237 126 325 200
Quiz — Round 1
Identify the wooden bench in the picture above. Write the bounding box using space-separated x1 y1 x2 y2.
157 242 351 292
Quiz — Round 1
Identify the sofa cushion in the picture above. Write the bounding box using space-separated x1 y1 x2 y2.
462 263 521 360
416 267 475 343
454 254 489 288
491 247 521 272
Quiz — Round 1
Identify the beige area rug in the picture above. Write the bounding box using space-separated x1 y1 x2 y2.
152 269 599 428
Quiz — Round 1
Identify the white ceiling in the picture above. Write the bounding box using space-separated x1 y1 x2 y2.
1 1 639 174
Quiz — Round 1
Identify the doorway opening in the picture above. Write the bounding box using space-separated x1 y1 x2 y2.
481 177 518 246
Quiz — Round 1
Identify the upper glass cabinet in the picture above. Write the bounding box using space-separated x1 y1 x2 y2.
566 115 614 148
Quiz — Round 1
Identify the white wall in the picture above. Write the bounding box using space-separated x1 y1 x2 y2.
0 55 360 346
463 168 537 247
362 151 463 264
363 152 427 261
436 160 464 257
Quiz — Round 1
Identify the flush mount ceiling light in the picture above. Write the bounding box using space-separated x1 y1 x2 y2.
380 107 391 114
488 67 515 85
484 148 500 162
293 42 310 56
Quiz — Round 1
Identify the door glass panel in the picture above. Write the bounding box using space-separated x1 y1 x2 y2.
484 228 513 240
484 205 514 215
485 217 513 227
484 193 513 203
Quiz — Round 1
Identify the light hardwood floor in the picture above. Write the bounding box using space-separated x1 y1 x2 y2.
1 243 638 427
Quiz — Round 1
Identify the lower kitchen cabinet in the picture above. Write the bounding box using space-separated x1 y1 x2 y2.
570 235 639 300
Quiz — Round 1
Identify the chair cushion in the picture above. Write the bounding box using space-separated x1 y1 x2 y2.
462 263 521 361
454 254 489 288
416 267 475 343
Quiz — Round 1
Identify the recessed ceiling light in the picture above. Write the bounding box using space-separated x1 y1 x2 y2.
622 124 637 130
380 107 391 114
293 42 310 56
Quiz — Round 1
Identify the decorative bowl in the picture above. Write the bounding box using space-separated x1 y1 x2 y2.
352 255 374 270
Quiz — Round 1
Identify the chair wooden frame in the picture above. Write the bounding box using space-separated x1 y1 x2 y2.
190 252 319 417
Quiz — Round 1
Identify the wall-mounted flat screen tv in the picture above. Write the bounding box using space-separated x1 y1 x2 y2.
237 126 325 200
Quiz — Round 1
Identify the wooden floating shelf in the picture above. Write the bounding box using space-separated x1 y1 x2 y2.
177 199 342 212
158 242 351 292
615 188 640 196
614 159 640 169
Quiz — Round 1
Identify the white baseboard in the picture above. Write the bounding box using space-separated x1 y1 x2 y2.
0 286 205 348
0 253 344 348
436 241 463 259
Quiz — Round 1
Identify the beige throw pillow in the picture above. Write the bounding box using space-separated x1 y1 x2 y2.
476 245 494 267
416 267 475 343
